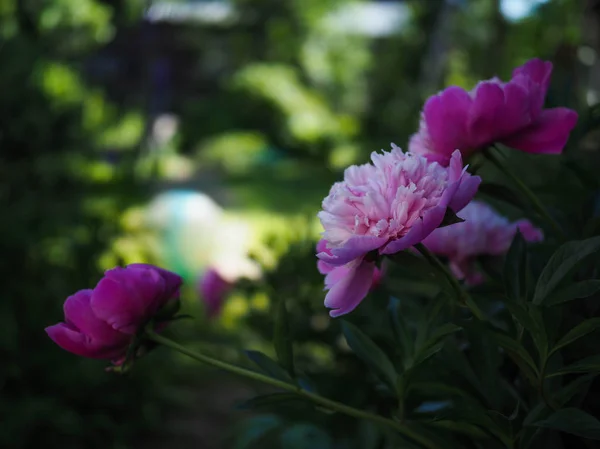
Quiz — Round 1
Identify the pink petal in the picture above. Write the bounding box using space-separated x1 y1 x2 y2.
128 263 183 300
91 266 165 334
46 323 128 359
500 108 578 155
424 87 472 157
515 219 544 242
496 79 535 136
380 204 446 255
324 265 351 289
199 268 231 318
318 236 388 267
63 289 128 344
512 58 552 97
468 81 505 147
448 174 481 213
324 260 375 317
317 259 334 275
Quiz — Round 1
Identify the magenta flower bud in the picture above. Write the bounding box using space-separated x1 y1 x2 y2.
317 145 480 317
422 201 543 284
409 58 578 166
45 264 182 362
198 267 233 318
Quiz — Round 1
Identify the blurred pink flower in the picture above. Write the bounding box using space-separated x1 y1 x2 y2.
409 58 578 166
199 267 233 318
422 201 543 284
46 264 182 362
317 145 480 317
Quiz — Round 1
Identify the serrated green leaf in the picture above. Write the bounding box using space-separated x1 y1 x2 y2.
341 321 398 392
504 231 527 302
551 318 600 355
245 350 294 383
273 298 294 377
533 236 600 304
547 355 600 378
545 280 600 306
235 393 305 411
531 408 600 440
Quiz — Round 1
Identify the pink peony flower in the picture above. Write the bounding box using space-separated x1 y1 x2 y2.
46 264 182 362
317 145 481 317
422 201 543 284
199 267 233 318
409 58 578 166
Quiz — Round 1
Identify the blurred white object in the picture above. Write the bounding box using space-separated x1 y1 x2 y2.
152 114 179 145
145 1 410 37
145 190 260 281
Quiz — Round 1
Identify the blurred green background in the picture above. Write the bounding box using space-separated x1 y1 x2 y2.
0 0 596 448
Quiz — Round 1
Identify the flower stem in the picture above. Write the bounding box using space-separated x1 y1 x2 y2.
413 244 486 320
485 148 566 241
146 331 441 449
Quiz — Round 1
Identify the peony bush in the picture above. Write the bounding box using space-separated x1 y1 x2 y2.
48 59 600 449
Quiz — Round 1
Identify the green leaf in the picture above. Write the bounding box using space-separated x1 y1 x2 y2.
388 297 414 364
520 375 598 448
235 393 304 411
545 280 600 306
533 236 600 304
478 182 527 210
428 323 462 343
504 231 527 302
486 329 539 382
531 408 600 440
432 402 512 447
551 318 600 355
280 424 333 449
273 298 294 377
412 323 462 367
548 355 600 378
341 321 398 392
245 350 294 383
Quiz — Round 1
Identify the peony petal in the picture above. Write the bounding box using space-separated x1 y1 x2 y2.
63 289 128 344
128 263 183 300
468 81 505 147
46 323 128 360
317 259 334 275
318 236 388 267
199 268 231 318
424 87 472 158
500 108 578 155
91 266 165 334
380 205 446 255
515 219 544 242
448 174 481 213
512 58 552 98
324 260 375 317
324 265 351 289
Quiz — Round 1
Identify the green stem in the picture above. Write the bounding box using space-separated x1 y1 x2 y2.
146 331 440 449
414 244 486 320
485 148 566 241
